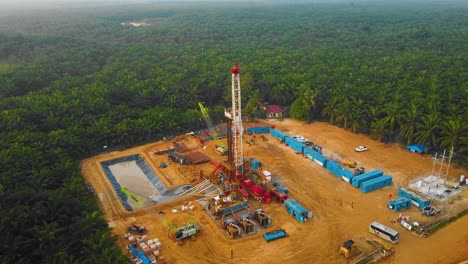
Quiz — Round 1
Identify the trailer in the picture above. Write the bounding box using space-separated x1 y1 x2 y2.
388 197 412 212
360 175 392 193
263 229 288 242
283 198 313 223
351 169 383 188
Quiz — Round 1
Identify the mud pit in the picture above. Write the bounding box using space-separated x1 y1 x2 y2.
81 119 468 264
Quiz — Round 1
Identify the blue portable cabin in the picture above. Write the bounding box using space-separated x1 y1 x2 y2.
360 175 392 193
398 188 430 209
263 229 287 242
351 169 384 188
283 198 313 223
326 160 354 179
246 126 270 134
398 187 413 200
303 147 328 168
250 158 262 170
388 197 412 212
270 129 288 141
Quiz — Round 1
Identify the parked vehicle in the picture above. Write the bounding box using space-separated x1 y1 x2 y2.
128 225 147 234
355 146 368 152
369 221 399 244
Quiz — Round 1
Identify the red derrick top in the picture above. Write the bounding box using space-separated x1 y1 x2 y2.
230 62 241 75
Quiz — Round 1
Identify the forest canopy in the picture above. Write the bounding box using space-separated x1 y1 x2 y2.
0 1 466 262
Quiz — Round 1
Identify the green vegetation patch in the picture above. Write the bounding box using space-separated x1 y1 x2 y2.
0 63 15 74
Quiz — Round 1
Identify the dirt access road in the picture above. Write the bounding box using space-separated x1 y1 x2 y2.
81 119 468 264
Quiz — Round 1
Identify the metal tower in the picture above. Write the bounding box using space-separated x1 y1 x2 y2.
225 63 243 177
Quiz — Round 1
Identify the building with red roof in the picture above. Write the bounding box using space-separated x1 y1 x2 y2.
263 105 284 119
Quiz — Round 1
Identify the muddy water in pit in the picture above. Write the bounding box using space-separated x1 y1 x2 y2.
109 161 159 198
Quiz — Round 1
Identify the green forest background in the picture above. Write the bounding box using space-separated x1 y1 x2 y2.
0 1 466 263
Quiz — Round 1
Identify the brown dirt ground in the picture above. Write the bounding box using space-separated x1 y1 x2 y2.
81 119 468 264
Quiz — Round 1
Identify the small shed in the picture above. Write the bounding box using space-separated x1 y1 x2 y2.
406 144 425 154
263 105 283 119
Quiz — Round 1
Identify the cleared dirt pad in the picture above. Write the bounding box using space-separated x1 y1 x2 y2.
81 119 468 264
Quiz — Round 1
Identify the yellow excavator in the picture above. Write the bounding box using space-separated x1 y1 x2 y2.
344 160 357 168
339 240 361 258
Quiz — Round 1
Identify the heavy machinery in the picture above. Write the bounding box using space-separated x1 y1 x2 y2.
163 214 200 241
339 240 361 258
355 166 365 175
344 160 357 168
121 187 145 206
199 102 228 155
128 224 147 234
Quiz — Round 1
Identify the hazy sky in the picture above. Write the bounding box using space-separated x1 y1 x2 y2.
0 0 460 11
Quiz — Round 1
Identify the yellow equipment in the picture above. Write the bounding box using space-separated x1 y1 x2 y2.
339 240 361 258
121 187 144 206
344 160 357 168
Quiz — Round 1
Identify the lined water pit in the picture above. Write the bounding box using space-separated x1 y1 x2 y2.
101 154 192 211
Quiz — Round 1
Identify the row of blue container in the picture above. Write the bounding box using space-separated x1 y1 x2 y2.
268 128 393 193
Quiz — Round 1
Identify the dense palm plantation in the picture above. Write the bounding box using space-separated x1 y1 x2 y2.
0 1 466 262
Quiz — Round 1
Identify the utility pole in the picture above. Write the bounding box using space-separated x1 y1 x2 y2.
429 153 437 194
436 149 446 188
443 147 454 184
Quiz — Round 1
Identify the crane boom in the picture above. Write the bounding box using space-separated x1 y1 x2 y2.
199 102 228 155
